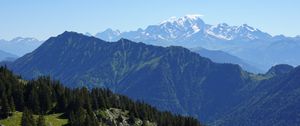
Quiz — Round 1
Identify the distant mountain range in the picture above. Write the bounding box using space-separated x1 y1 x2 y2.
0 50 18 61
2 15 299 72
190 47 262 73
0 37 43 57
94 15 300 72
0 34 262 73
95 15 271 42
7 32 300 125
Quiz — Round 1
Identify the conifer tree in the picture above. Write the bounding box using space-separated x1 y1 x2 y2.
0 95 11 118
84 114 92 126
127 112 135 125
22 108 36 126
14 89 25 111
27 88 40 113
9 96 15 112
68 111 76 126
36 115 46 126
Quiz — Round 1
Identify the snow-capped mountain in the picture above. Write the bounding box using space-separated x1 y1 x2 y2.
94 14 300 72
207 23 272 41
150 15 207 39
95 14 271 43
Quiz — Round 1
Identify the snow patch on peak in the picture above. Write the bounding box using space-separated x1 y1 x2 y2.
154 15 207 39
160 14 204 25
205 23 271 41
192 25 200 33
160 16 178 24
206 30 232 40
184 14 203 20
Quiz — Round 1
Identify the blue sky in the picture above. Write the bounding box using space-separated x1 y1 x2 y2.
0 0 299 40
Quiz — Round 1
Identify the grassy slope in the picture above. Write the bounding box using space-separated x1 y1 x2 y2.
0 109 156 126
0 112 68 126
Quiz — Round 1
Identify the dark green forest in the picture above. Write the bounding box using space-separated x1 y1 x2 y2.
0 66 201 126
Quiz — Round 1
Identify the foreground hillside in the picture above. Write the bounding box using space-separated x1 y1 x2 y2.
0 66 201 126
0 112 67 126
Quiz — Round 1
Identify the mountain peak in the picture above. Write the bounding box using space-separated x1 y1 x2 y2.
240 24 257 32
266 64 294 76
153 14 206 39
58 31 95 40
60 31 82 36
103 28 121 33
84 32 93 36
160 14 204 25
184 14 203 20
117 38 133 43
95 29 121 41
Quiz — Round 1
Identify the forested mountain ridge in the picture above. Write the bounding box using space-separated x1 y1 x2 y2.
7 32 300 125
216 65 300 125
0 66 201 126
9 31 253 122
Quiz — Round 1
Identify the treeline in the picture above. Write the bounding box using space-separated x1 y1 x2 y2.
0 66 201 126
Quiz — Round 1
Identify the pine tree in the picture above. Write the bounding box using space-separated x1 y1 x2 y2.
22 108 36 126
68 111 76 126
0 95 11 118
27 88 40 113
9 96 15 112
36 115 46 126
38 82 52 113
84 114 92 126
14 89 25 111
56 95 67 112
127 112 135 125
